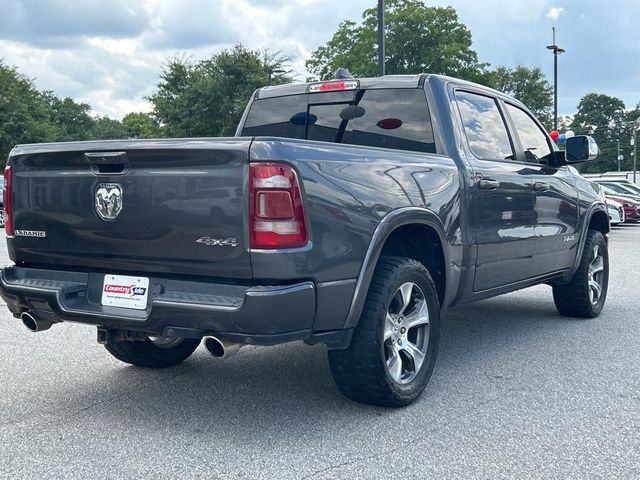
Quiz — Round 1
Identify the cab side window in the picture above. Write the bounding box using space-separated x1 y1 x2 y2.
455 91 514 161
505 104 553 164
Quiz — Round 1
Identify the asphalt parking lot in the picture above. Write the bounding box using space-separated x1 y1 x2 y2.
1 226 639 479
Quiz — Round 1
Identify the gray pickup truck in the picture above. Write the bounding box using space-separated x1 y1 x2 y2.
0 74 609 407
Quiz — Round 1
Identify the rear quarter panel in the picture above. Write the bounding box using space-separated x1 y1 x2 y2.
249 138 463 287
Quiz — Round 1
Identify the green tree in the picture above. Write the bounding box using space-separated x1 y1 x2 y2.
305 1 489 83
557 115 573 133
0 60 53 164
149 45 293 138
570 93 626 173
489 66 553 129
122 112 160 139
45 94 94 141
91 116 128 140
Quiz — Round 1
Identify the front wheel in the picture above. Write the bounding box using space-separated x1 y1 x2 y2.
553 230 609 318
104 336 201 368
328 257 440 408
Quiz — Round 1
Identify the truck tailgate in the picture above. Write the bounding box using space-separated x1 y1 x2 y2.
8 138 251 279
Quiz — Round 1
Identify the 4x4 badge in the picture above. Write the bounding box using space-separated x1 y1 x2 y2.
95 183 123 220
196 237 239 247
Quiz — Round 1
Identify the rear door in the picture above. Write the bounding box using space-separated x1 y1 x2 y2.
10 139 252 279
503 103 579 275
454 90 536 292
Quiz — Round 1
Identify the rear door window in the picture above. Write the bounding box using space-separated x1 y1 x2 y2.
241 89 436 154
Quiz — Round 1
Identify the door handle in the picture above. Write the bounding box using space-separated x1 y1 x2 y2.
534 182 550 191
478 179 500 190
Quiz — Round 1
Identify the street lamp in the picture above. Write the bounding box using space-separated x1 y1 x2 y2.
267 68 285 86
377 0 385 76
633 122 640 183
546 27 565 131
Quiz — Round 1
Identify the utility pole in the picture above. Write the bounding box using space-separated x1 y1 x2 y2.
546 27 565 131
617 139 622 172
377 0 385 76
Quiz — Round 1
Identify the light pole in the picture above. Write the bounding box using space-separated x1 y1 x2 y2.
546 27 565 131
377 0 385 76
267 68 285 86
634 123 639 183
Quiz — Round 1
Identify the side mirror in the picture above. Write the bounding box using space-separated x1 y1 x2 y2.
565 135 599 163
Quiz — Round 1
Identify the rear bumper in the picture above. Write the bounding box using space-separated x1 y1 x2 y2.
0 266 353 348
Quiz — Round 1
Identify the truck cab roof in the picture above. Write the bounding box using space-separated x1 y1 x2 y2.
256 73 508 101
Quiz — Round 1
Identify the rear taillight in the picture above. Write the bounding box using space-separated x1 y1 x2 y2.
249 162 307 249
3 166 13 236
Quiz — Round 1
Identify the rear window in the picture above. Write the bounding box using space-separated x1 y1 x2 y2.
241 89 436 154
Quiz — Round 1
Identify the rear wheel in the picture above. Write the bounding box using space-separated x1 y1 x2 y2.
553 230 609 318
104 335 200 368
328 257 440 407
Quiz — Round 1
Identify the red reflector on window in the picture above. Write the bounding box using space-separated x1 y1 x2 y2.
377 118 403 130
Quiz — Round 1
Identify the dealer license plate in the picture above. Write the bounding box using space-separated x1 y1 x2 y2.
101 274 150 310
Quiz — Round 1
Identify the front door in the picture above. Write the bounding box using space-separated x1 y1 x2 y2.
503 103 580 276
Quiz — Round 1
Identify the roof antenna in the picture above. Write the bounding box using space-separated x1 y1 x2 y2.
334 68 354 80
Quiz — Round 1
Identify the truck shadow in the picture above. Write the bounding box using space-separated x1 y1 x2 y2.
25 285 593 442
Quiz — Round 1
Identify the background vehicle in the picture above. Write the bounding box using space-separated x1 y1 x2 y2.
606 198 625 225
600 186 640 222
583 171 640 185
594 179 640 197
0 74 608 407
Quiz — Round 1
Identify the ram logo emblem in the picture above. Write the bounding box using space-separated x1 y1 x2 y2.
95 183 123 220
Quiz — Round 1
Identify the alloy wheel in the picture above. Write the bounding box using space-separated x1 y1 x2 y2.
383 282 430 384
588 245 605 305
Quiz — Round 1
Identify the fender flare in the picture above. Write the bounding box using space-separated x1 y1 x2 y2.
342 207 450 329
570 201 609 276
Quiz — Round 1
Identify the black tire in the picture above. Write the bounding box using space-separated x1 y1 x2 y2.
328 256 440 408
104 336 201 368
553 230 609 318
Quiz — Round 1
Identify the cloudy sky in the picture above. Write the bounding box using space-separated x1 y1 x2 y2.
1 0 638 119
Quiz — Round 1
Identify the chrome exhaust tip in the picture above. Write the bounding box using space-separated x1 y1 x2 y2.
20 311 53 333
204 336 242 359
